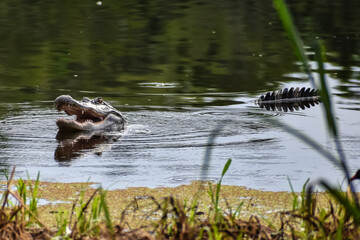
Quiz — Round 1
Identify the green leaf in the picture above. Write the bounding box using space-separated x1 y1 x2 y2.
221 159 232 178
320 180 360 224
313 41 338 137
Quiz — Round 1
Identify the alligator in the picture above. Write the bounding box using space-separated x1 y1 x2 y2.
255 87 321 111
54 95 127 132
54 87 318 132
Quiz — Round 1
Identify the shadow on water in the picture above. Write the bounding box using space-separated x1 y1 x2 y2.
54 130 122 164
257 100 321 112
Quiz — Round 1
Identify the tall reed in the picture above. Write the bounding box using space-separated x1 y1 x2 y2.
273 0 356 199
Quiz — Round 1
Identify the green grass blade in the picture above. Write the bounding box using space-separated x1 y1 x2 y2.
274 0 355 206
214 159 232 222
99 188 113 235
27 171 40 216
313 41 338 137
266 118 340 167
231 202 244 221
312 42 355 201
287 176 295 193
207 183 215 205
273 0 314 86
221 159 232 178
287 177 298 210
300 178 310 211
320 180 360 225
216 159 232 206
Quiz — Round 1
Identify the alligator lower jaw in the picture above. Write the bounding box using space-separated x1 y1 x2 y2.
56 118 107 131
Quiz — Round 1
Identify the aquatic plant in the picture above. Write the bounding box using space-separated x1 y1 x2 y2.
0 167 51 239
0 167 116 239
55 208 69 237
14 172 40 226
207 158 231 223
120 159 278 239
272 0 360 238
273 0 353 193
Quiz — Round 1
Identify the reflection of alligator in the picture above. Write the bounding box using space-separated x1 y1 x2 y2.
54 130 120 163
55 95 127 131
255 87 321 111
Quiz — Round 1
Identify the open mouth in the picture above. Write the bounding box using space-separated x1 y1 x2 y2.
55 101 107 131
54 95 126 132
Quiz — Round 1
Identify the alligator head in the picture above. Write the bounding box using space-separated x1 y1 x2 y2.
54 95 127 131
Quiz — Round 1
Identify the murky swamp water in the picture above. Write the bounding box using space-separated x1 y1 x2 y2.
0 1 359 191
1 79 359 192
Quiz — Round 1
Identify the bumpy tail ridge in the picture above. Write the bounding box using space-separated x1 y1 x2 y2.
256 87 320 103
255 87 321 112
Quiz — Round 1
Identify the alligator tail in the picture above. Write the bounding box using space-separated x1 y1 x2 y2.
255 87 321 111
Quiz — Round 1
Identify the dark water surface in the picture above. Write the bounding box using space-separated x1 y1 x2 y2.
0 1 359 191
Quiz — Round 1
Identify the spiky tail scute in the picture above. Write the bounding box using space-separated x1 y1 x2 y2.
256 87 320 104
255 87 321 111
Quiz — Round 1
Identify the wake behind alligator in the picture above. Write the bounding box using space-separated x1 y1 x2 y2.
255 87 321 112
